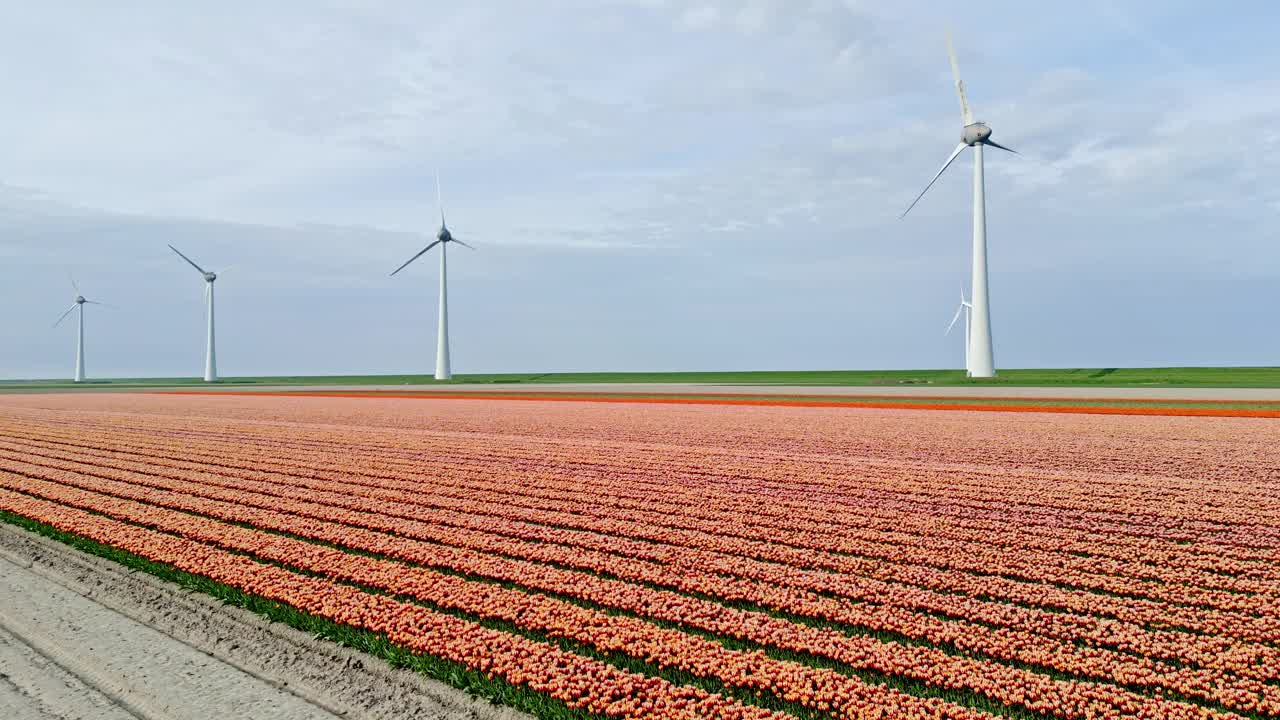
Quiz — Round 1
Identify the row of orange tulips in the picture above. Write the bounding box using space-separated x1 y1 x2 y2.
3 432 1274 683
4 405 1275 570
6 397 1277 535
2 465 1273 717
3 408 1274 575
2 393 1277 720
2 421 1274 616
1 474 1253 720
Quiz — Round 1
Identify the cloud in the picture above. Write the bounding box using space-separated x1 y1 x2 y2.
2 0 1279 377
677 5 720 30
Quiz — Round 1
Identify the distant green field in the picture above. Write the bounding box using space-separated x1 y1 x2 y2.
3 367 1280 391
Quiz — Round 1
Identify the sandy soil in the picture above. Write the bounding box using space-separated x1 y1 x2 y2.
0 524 529 720
0 623 136 720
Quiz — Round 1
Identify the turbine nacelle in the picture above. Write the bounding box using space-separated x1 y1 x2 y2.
55 287 105 329
962 122 992 146
390 177 475 277
204 272 217 283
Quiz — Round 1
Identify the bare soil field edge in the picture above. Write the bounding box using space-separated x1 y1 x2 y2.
0 522 531 720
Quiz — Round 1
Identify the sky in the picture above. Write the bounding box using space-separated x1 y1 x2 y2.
2 0 1278 378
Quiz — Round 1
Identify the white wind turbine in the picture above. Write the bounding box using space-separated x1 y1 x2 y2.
945 287 973 373
902 34 1018 378
390 176 475 381
168 245 222 382
53 277 107 383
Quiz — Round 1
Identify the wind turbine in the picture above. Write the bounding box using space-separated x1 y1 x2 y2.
168 245 221 382
945 287 973 373
390 176 475 381
902 34 1018 378
54 278 106 383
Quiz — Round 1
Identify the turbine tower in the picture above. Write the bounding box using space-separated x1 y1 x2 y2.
390 176 474 381
168 245 220 382
945 287 973 373
54 278 105 383
902 34 1018 378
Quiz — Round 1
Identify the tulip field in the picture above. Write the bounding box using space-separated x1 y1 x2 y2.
0 392 1277 720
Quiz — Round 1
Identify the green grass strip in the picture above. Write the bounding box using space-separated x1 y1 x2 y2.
5 366 1280 390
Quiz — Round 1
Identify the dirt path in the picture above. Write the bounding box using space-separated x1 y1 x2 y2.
153 388 1280 418
156 382 1280 401
0 523 529 720
0 623 137 720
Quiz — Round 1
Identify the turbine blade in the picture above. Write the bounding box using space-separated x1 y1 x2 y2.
946 33 973 125
390 239 443 276
67 272 80 294
436 172 446 228
984 139 1019 154
83 300 115 308
945 304 964 336
53 304 77 327
168 244 207 274
450 238 476 250
901 143 968 218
